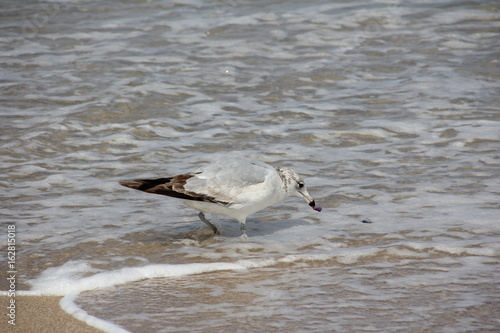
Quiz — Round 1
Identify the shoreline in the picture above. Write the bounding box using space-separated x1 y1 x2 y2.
1 295 102 332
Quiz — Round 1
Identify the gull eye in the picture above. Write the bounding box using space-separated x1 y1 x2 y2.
298 182 304 189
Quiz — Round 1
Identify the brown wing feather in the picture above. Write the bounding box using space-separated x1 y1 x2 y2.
119 173 228 204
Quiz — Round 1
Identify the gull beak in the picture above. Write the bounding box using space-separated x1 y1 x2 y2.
299 189 322 212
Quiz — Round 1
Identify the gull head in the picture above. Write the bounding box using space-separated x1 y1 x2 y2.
276 167 322 212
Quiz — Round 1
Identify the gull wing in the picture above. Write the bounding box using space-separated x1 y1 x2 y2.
119 174 227 204
119 158 278 206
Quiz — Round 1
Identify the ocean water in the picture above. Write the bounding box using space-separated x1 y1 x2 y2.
1 0 499 332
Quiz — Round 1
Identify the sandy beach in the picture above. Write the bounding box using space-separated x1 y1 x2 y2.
1 296 102 333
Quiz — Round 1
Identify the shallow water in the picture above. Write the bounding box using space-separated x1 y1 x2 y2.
1 0 499 332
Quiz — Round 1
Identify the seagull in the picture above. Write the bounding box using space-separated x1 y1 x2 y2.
119 157 321 237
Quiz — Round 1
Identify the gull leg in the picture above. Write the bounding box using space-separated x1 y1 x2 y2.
198 212 218 234
239 220 248 239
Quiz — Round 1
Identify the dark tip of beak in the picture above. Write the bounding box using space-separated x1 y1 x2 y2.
309 200 316 207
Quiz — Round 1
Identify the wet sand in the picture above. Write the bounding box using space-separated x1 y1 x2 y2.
1 295 102 333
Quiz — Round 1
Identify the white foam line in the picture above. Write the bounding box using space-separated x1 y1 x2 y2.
55 262 265 333
24 252 363 332
33 262 248 295
32 259 280 332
